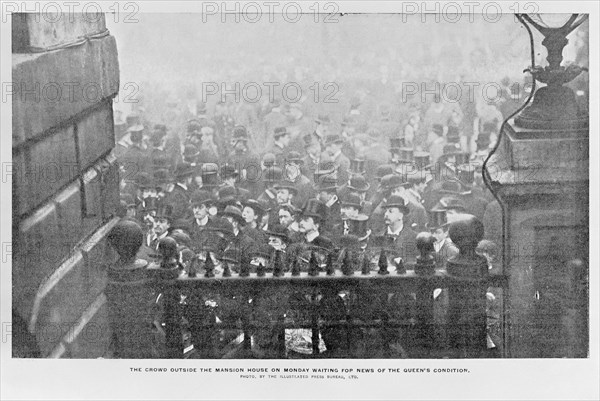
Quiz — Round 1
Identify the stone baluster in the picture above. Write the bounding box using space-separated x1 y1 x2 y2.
105 221 155 358
446 216 488 358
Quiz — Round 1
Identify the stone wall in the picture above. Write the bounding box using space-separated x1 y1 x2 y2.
12 13 120 358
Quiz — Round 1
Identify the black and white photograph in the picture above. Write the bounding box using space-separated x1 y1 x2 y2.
1 1 598 400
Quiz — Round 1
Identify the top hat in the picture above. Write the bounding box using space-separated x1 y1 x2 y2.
440 144 461 160
285 151 304 165
349 158 366 175
220 164 239 179
396 147 414 163
348 214 370 240
317 176 338 193
457 163 475 185
390 137 405 150
300 198 328 222
347 175 370 193
273 127 289 138
156 203 174 220
263 166 284 183
414 151 432 169
431 124 444 135
173 163 196 179
382 195 410 214
446 125 460 143
428 209 448 230
221 205 245 225
265 224 290 243
323 134 344 147
341 193 362 210
190 190 214 207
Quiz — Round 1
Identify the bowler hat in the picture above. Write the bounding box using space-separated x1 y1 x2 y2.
375 164 395 181
300 198 328 222
313 161 337 180
218 185 239 204
315 114 331 124
242 199 266 217
273 181 298 195
439 180 465 195
221 205 245 225
323 134 344 147
233 125 249 140
190 190 214 207
380 174 409 191
347 175 370 193
382 195 410 214
285 151 304 165
265 224 290 243
273 127 289 138
154 169 173 187
437 196 467 212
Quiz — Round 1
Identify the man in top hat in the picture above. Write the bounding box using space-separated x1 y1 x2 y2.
164 163 195 220
313 114 331 144
322 134 351 185
267 127 291 165
187 190 215 253
227 125 260 190
339 174 373 213
428 209 459 269
377 195 418 264
340 116 358 160
335 193 364 238
220 164 251 202
301 133 322 179
315 175 342 236
282 151 314 208
455 163 489 220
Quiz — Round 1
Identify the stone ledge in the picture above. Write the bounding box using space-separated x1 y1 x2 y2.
12 13 107 53
12 34 120 145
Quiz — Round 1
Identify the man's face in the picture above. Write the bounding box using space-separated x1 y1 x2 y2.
154 218 170 235
193 204 208 220
276 188 292 204
384 207 403 226
268 236 285 251
432 227 447 243
298 216 317 233
278 209 294 227
242 206 257 224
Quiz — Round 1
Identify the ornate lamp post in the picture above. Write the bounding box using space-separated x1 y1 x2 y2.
483 14 589 358
513 14 588 130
